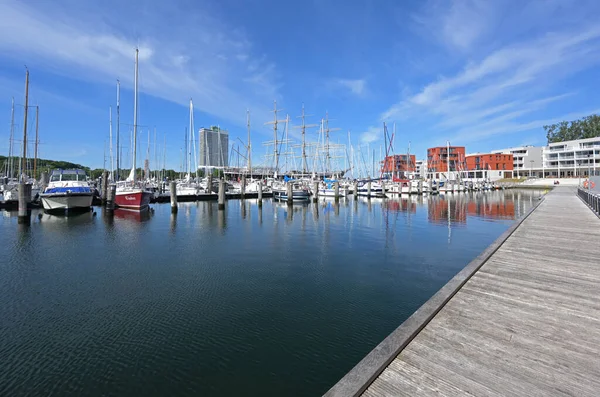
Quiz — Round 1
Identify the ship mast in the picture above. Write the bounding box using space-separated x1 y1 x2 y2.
294 104 317 175
247 109 251 176
264 100 286 176
33 106 39 179
8 98 14 179
132 49 139 184
116 80 120 180
20 69 29 182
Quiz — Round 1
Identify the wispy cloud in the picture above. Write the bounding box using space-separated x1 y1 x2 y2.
0 1 280 128
360 126 380 144
382 3 600 147
331 78 367 96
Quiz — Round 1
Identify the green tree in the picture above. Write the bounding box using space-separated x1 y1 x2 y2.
545 114 600 143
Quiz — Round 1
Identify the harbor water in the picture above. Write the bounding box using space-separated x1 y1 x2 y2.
0 189 545 396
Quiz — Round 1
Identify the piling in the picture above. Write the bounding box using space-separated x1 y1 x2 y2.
218 179 225 210
106 184 116 213
40 171 48 191
367 180 372 199
241 175 246 199
170 181 178 213
313 181 319 203
101 171 109 204
286 182 293 206
381 181 386 198
258 181 263 207
354 180 359 200
334 181 340 202
17 183 31 225
207 175 213 194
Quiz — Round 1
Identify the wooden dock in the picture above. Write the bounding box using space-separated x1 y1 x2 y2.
325 187 600 396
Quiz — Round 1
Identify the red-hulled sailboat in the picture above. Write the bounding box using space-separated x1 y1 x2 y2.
115 48 152 210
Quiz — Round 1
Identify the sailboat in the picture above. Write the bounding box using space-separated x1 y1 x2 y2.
115 49 152 210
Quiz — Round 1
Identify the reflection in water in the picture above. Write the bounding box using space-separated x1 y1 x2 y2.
0 189 546 397
114 208 152 222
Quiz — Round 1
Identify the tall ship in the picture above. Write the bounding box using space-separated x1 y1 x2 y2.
114 48 152 210
39 169 94 212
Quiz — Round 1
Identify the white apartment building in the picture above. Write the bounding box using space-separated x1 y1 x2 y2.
491 145 544 177
415 160 427 178
542 137 600 178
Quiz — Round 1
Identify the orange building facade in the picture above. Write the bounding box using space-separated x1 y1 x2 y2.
381 154 416 178
465 153 514 172
427 146 466 174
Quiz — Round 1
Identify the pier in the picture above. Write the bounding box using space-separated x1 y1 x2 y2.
325 186 600 396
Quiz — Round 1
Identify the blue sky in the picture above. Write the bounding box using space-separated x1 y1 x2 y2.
2 0 600 170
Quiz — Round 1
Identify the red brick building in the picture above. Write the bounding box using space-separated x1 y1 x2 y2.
465 153 513 178
427 146 466 173
381 154 416 178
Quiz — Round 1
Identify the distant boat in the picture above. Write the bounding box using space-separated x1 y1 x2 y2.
39 169 93 212
115 48 152 210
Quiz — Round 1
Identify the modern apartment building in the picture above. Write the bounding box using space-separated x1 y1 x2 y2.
426 145 466 180
381 154 416 179
465 153 513 178
542 137 600 177
415 159 427 178
491 146 543 177
199 126 229 168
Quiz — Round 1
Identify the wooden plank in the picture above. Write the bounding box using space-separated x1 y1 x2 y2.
356 187 600 396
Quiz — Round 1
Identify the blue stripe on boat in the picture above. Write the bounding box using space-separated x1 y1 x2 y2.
43 187 92 194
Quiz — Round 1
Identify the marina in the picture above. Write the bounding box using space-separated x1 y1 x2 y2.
325 186 600 397
1 4 600 395
0 189 544 396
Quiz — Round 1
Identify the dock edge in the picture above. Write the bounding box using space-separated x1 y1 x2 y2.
323 194 547 397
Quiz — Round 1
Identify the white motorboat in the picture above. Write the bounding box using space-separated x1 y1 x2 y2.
39 169 94 212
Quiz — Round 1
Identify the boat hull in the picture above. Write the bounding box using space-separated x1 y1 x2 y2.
115 190 152 210
40 193 93 212
273 189 311 202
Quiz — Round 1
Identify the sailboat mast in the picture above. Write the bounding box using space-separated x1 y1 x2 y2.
153 127 157 180
116 80 120 180
273 101 279 173
8 98 14 178
109 106 114 180
33 106 39 179
446 140 450 181
247 109 251 176
132 49 139 183
301 104 307 174
21 69 29 182
325 111 330 174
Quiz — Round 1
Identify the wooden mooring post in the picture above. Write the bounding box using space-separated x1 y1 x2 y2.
313 181 319 203
334 181 340 202
106 184 116 214
17 183 31 225
286 182 293 206
258 181 263 207
101 171 108 204
170 181 178 213
354 180 359 200
218 179 226 210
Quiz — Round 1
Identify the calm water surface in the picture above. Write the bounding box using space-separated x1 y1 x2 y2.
0 190 545 396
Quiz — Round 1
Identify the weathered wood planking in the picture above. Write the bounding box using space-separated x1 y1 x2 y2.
359 187 600 397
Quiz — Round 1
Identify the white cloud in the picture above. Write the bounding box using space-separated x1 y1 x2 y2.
381 18 600 144
360 126 380 144
0 1 280 129
333 79 367 96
